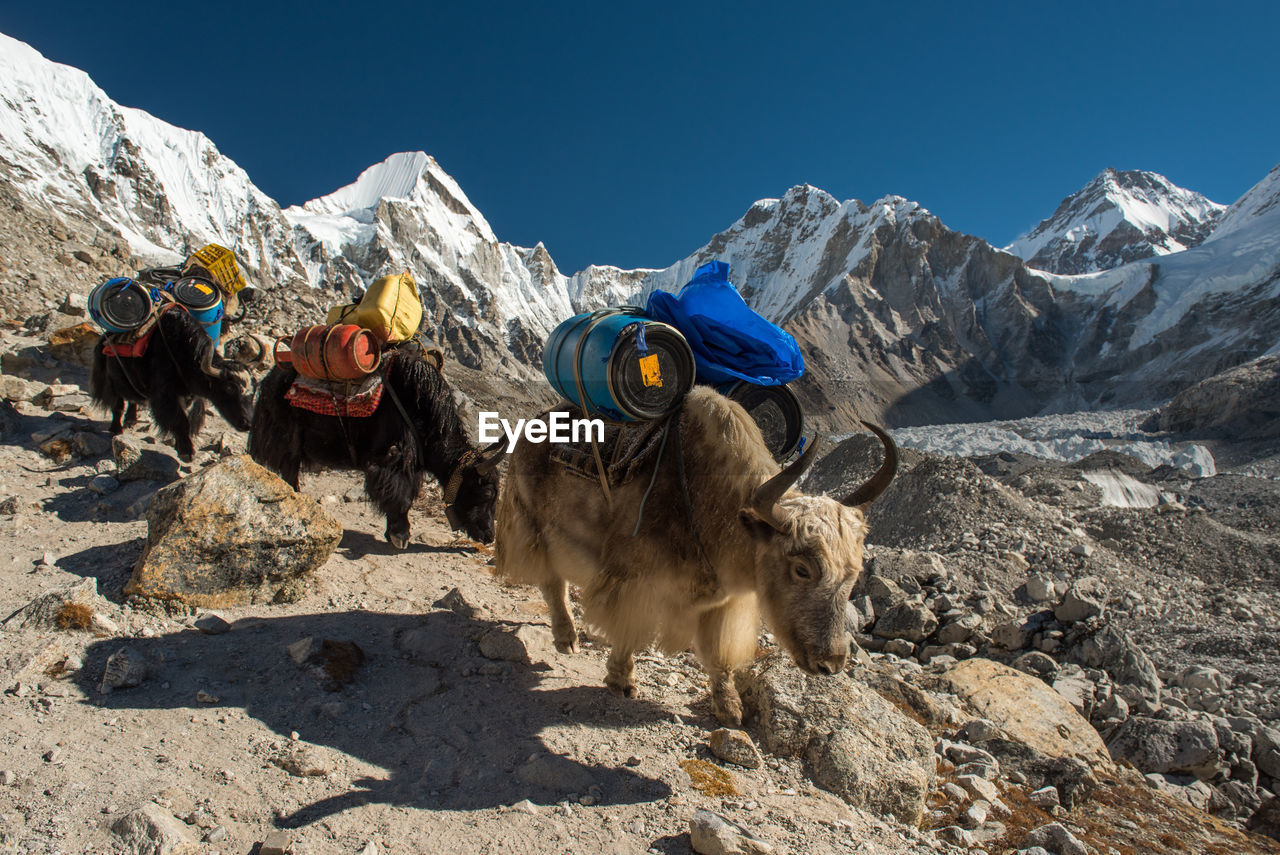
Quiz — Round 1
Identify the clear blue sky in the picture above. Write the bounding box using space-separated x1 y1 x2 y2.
3 1 1277 274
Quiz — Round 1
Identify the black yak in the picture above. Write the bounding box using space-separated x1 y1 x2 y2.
89 307 256 461
248 349 499 546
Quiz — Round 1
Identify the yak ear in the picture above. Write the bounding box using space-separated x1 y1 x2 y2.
739 507 785 541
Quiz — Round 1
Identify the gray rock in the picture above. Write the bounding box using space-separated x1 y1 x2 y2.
689 810 773 855
125 456 342 606
937 613 982 644
88 474 120 495
742 652 935 824
1216 780 1262 821
1028 785 1060 810
1107 716 1222 779
1072 625 1162 708
1025 573 1057 603
883 638 915 658
1022 822 1087 855
845 596 875 633
872 601 938 642
1258 747 1280 780
1248 795 1280 843
194 613 231 635
478 625 554 664
100 646 150 694
73 431 112 458
709 729 762 769
433 587 477 617
59 292 87 316
957 719 1002 743
991 619 1032 651
865 575 907 618
113 436 180 483
111 803 197 855
1054 576 1107 623
1012 651 1058 677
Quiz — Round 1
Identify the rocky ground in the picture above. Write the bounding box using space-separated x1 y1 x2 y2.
1 303 1279 854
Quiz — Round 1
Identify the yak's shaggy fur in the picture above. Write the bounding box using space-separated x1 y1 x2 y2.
89 308 255 461
495 386 895 725
248 349 498 546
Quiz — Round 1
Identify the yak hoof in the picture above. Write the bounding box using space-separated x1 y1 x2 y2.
387 531 410 550
712 695 744 728
178 449 194 463
605 678 638 699
554 639 578 655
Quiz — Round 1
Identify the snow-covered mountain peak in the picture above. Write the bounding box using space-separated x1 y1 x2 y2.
1207 162 1280 243
287 151 496 242
1005 168 1225 275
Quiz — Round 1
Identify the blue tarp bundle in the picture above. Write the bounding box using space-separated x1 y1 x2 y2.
644 261 805 386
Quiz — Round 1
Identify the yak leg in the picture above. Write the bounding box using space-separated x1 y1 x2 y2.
150 396 195 461
605 646 637 699
364 464 413 550
122 402 138 429
694 595 761 727
539 579 577 653
109 398 128 435
186 398 207 438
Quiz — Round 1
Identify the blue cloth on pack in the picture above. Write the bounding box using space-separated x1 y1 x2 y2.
644 261 805 385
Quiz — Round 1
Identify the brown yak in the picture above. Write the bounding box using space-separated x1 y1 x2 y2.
494 386 897 725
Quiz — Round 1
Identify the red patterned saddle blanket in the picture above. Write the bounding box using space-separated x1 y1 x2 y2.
285 373 385 417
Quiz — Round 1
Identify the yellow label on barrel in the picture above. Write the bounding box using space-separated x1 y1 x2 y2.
187 243 247 293
639 353 663 387
193 283 213 296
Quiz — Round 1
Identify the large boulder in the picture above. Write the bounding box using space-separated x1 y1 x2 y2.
125 455 342 606
741 653 935 825
1070 625 1162 710
932 658 1113 769
1106 716 1223 780
1141 354 1280 440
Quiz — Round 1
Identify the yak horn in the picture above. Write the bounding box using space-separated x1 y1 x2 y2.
472 440 508 474
423 348 445 372
198 343 221 378
842 421 898 508
750 435 822 527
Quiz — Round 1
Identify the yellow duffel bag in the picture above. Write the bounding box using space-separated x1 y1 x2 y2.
327 270 423 344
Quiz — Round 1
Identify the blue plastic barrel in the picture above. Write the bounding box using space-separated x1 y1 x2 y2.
169 276 225 348
88 278 154 334
543 308 695 421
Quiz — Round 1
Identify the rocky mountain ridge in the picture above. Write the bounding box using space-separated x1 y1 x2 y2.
2 30 1278 429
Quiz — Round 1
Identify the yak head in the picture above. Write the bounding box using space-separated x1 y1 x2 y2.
444 455 502 544
199 346 257 432
739 424 897 677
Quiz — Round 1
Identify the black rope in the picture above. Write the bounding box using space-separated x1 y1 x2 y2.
670 410 714 575
631 415 674 537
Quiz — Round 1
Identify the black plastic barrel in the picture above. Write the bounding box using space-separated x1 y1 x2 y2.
88 278 154 334
721 380 804 460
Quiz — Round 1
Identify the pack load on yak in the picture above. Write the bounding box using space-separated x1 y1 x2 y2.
271 270 424 416
87 243 251 353
540 260 806 461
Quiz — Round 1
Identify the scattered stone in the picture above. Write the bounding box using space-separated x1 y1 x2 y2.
113 436 180 483
260 830 294 855
433 587 477 617
1054 577 1106 624
1025 574 1057 603
962 799 990 827
957 774 999 803
47 322 101 366
478 625 554 664
1012 651 1057 677
100 646 149 694
111 803 198 855
3 577 106 630
689 809 773 855
957 719 1002 744
1106 716 1222 779
126 455 342 606
872 601 938 643
865 575 908 617
1028 785 1060 809
1021 822 1087 855
73 431 112 458
883 638 915 658
1248 795 1280 843
194 613 231 634
709 729 762 769
991 620 1032 651
742 653 935 824
937 613 982 645
272 744 329 777
195 691 219 704
88 474 120 495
